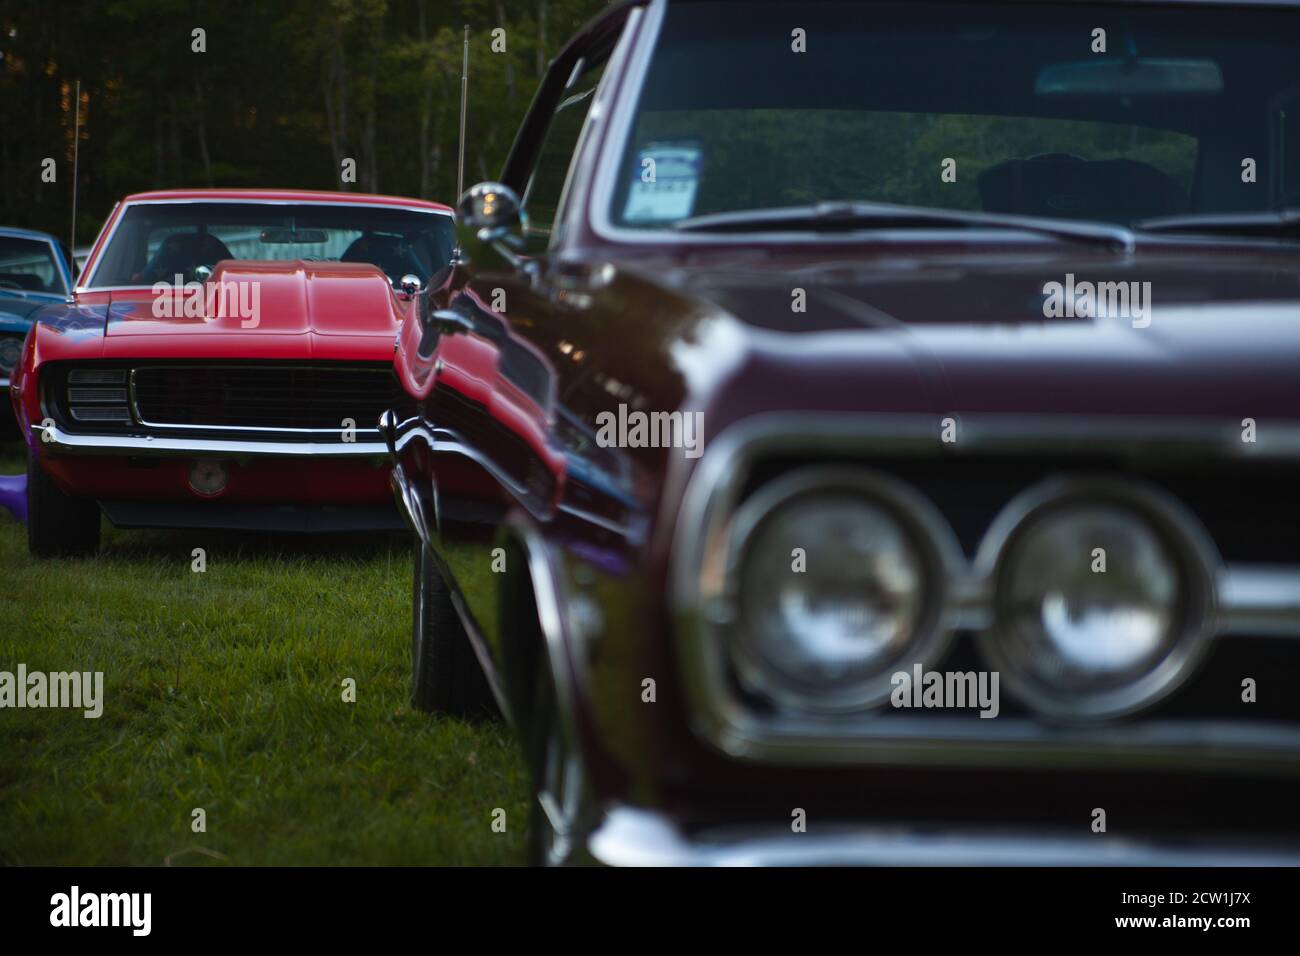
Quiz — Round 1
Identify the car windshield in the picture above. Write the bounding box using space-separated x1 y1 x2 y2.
610 0 1300 231
87 202 455 288
0 236 67 295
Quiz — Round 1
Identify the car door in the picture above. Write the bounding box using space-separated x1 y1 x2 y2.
400 12 635 678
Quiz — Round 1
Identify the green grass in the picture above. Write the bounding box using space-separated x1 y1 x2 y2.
0 441 529 865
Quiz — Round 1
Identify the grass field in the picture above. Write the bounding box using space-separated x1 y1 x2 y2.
0 441 529 865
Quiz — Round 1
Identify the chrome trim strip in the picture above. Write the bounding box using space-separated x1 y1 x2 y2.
586 0 664 244
130 422 384 437
584 806 1300 867
388 461 427 544
389 416 554 520
556 500 635 536
78 198 452 291
670 412 1300 768
35 422 388 458
1219 566 1300 636
546 5 644 252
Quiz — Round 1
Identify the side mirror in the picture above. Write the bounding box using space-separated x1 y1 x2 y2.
417 308 475 359
455 182 536 276
397 274 422 300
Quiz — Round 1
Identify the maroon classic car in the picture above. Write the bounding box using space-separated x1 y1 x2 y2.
11 189 454 556
385 0 1300 864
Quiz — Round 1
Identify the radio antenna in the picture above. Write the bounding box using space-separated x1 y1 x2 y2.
457 25 469 201
70 79 81 269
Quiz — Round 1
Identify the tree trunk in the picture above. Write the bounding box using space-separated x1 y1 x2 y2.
497 2 516 101
536 0 548 77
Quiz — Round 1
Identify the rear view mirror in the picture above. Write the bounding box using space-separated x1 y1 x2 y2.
1036 58 1224 96
260 227 329 244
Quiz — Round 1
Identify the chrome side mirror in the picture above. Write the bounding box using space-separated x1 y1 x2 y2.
456 181 536 276
398 274 422 300
457 181 522 238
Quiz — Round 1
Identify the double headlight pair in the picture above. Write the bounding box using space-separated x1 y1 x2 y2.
713 468 1216 720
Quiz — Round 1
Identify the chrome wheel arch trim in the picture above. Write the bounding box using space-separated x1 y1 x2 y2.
507 516 591 866
385 413 594 860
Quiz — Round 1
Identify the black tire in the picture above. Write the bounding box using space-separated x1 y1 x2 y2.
411 541 498 719
26 446 100 558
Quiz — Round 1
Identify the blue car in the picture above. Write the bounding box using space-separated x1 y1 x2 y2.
1 226 75 399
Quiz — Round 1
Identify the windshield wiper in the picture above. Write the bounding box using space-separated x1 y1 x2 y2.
1136 208 1300 240
672 201 1136 252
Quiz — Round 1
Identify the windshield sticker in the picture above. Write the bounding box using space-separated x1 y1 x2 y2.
623 143 702 223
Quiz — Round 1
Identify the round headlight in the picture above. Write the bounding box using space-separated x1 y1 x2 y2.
723 471 958 713
979 483 1217 719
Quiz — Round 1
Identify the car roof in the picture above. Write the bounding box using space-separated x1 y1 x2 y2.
120 188 453 213
0 225 62 243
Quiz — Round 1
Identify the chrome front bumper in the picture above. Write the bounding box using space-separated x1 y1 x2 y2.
582 806 1300 867
33 422 389 459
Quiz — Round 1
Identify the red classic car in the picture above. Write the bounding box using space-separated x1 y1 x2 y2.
11 189 454 555
386 0 1300 865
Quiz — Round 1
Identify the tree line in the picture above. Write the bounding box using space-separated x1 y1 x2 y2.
0 0 609 247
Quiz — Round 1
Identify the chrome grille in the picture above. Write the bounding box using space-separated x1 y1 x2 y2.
675 414 1300 774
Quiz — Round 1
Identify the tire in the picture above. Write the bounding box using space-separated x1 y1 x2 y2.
410 541 498 719
26 446 100 558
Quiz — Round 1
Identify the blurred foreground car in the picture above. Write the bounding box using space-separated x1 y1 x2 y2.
387 0 1300 864
12 189 454 555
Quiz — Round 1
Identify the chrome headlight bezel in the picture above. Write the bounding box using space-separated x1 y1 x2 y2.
703 466 966 714
975 477 1220 720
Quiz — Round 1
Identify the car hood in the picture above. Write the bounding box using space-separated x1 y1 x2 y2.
102 260 404 340
0 289 64 322
608 244 1300 425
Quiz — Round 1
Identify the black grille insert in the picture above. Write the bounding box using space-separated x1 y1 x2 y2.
130 364 399 432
